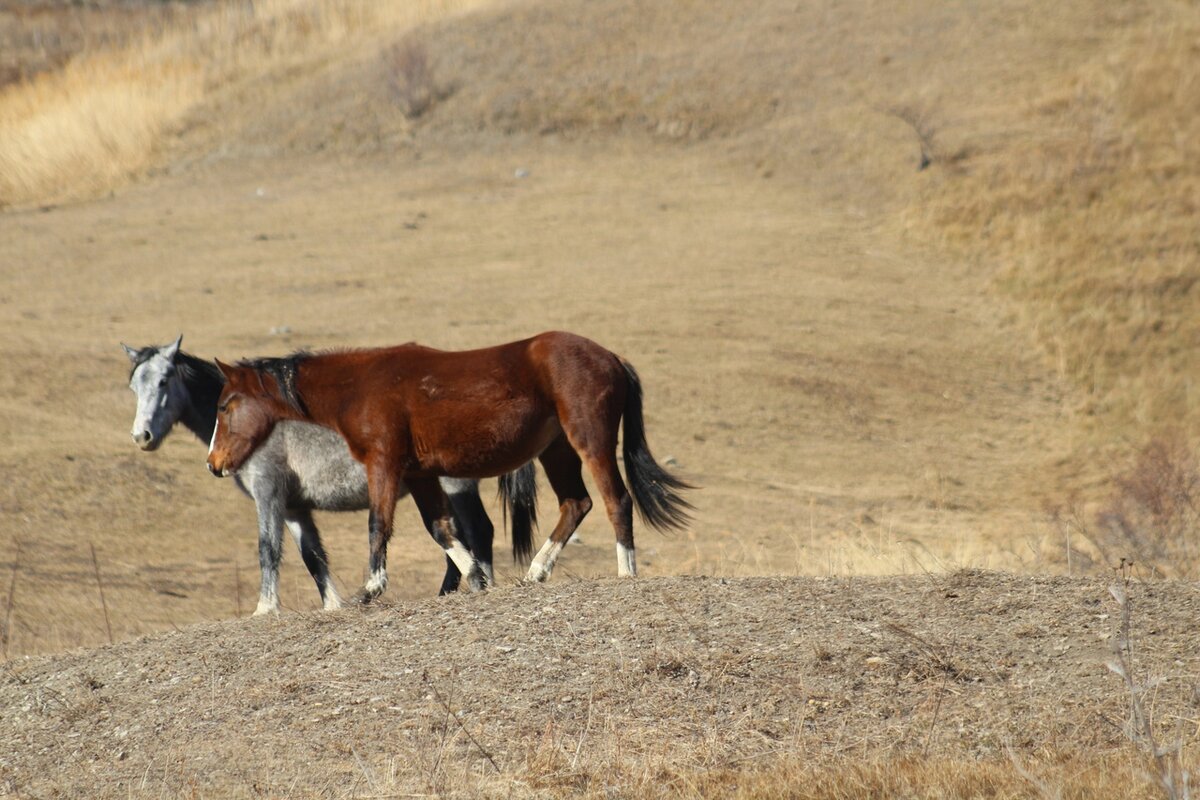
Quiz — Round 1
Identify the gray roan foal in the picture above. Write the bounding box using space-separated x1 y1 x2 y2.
123 336 535 615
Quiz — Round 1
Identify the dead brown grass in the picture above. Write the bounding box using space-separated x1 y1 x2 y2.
907 3 1200 462
0 0 494 209
5 573 1199 799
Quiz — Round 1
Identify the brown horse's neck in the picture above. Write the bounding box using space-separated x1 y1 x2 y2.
242 354 314 423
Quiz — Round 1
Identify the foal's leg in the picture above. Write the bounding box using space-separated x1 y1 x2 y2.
251 490 286 615
526 436 593 583
443 478 495 587
408 477 486 592
284 509 343 611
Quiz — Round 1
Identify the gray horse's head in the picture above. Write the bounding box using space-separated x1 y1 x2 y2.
122 335 187 451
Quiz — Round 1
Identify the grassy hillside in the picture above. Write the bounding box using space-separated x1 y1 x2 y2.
908 3 1200 462
0 0 492 208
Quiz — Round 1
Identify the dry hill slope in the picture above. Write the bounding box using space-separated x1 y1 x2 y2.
0 0 1128 656
2 0 1199 794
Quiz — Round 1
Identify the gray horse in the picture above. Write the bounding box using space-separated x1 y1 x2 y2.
123 336 535 614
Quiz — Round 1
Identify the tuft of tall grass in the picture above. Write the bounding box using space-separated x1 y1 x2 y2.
0 0 493 209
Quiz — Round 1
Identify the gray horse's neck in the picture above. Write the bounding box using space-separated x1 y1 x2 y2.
176 351 225 443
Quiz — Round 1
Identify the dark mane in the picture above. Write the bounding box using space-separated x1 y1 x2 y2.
175 351 225 441
237 352 312 415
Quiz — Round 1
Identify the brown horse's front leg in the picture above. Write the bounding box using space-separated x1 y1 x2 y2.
358 463 401 603
407 477 487 592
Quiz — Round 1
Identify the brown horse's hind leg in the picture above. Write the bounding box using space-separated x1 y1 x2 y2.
584 453 636 577
526 436 592 582
407 477 486 591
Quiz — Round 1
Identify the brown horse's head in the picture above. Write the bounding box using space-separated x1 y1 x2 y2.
206 360 286 478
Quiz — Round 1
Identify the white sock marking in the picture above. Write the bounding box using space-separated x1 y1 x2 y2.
444 540 484 591
526 538 564 583
253 595 279 616
616 541 637 578
363 568 388 596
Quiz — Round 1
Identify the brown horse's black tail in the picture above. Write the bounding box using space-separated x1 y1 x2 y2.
498 462 538 564
619 359 696 531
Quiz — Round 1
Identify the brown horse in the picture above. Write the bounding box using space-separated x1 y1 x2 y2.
206 331 693 599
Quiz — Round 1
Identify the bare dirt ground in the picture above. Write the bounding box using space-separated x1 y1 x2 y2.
1 0 1195 795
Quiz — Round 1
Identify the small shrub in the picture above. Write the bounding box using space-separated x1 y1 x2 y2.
384 39 452 120
1091 437 1200 578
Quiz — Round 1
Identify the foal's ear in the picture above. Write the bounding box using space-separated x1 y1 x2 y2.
121 343 139 363
214 359 237 381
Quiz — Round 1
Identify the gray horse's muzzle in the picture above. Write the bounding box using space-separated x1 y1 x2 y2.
132 431 159 451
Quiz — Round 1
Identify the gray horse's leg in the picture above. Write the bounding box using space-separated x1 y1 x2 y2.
414 490 469 595
443 478 495 588
284 509 343 611
251 490 285 616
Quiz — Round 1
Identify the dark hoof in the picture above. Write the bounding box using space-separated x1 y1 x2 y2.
353 590 380 605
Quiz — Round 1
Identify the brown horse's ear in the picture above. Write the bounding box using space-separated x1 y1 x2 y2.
214 359 237 380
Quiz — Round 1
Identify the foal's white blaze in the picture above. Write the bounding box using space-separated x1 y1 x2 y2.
208 417 230 476
526 538 564 583
208 417 219 456
616 541 637 577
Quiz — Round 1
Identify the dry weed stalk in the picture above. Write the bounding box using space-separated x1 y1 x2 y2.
1107 577 1191 799
2 538 19 660
422 670 501 773
887 104 937 171
89 542 113 645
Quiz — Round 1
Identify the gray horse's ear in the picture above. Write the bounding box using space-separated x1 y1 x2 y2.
121 343 139 363
164 335 182 361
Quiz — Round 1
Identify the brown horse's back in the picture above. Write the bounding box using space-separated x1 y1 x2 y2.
314 333 619 478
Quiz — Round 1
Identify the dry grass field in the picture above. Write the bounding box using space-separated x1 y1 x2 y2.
1 0 1199 796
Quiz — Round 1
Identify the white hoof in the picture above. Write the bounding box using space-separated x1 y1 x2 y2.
252 598 279 616
525 563 551 583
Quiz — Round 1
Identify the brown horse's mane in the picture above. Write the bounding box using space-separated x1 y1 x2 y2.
234 342 439 415
235 352 311 415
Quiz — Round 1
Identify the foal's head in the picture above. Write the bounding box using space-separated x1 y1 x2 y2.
123 335 187 451
206 360 291 477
